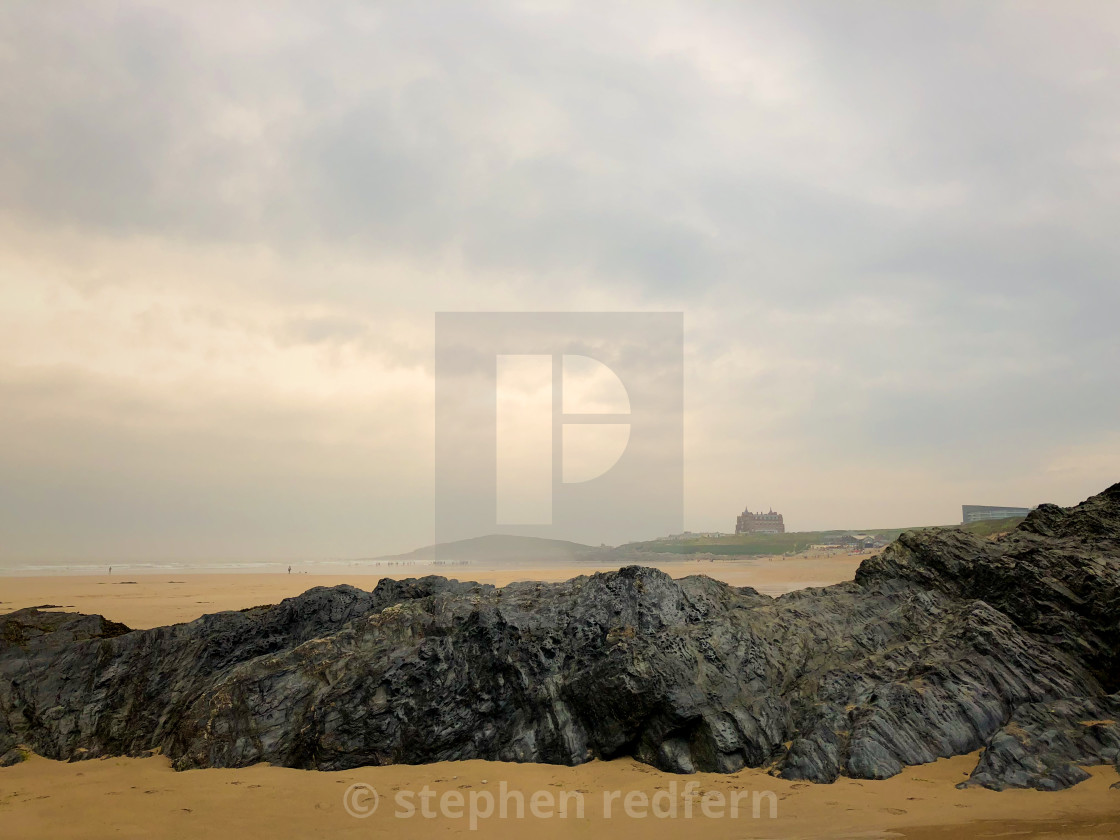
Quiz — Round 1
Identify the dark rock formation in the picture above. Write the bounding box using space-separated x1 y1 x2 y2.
2 483 1119 791
963 696 1120 791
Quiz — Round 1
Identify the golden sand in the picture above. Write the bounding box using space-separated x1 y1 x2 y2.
1 751 1116 839
0 552 865 629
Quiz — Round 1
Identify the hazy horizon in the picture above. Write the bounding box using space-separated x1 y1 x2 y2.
2 2 1119 563
0 493 1087 569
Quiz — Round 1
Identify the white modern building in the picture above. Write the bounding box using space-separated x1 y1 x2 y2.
962 504 1034 524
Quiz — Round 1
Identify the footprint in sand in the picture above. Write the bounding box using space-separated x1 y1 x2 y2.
791 782 810 789
880 807 907 815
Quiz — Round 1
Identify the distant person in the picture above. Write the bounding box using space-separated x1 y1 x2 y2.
288 565 292 574
108 565 112 575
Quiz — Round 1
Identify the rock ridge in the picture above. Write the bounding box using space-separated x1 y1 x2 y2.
2 484 1119 790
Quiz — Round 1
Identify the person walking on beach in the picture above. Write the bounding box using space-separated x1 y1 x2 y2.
288 565 291 574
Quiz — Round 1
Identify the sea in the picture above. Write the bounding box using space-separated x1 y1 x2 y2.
0 557 398 576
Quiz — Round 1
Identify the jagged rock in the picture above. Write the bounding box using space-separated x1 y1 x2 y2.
962 696 1120 790
857 482 1120 694
2 483 1120 790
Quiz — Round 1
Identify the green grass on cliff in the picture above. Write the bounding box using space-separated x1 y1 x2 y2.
625 529 906 557
958 516 1026 537
629 516 1026 557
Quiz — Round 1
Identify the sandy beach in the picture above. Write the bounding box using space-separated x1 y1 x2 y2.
0 552 867 629
2 749 1117 839
3 553 1118 839
6 0 1118 835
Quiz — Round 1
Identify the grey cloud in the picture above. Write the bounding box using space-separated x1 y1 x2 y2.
1 1 1118 554
0 365 431 560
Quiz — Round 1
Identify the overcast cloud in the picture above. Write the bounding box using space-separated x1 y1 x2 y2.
1 1 1118 561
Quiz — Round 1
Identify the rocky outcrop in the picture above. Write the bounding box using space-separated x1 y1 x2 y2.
2 483 1119 790
856 483 1120 696
964 696 1120 791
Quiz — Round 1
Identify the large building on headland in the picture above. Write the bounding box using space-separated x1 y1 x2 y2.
962 504 1034 524
736 506 785 534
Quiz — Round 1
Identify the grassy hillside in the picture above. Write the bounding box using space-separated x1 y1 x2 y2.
370 517 1029 565
627 533 816 556
625 528 910 557
628 516 1028 557
958 516 1026 537
372 534 596 564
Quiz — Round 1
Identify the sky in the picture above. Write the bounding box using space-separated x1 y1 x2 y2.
1 1 1118 562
